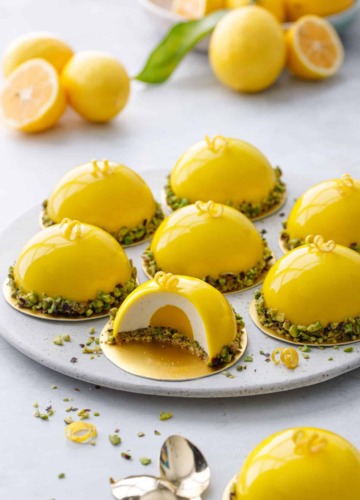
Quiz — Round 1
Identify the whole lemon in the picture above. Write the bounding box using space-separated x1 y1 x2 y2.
209 6 286 93
285 0 354 21
61 51 130 123
226 0 286 22
3 32 73 77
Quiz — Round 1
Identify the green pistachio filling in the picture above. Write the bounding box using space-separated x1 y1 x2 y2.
41 201 164 246
7 265 137 318
280 222 360 253
106 312 245 368
142 243 273 293
164 167 286 218
254 290 360 344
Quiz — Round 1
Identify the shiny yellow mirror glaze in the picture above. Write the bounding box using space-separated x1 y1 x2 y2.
169 137 276 204
150 204 264 278
113 275 237 359
262 243 360 325
14 221 132 302
46 160 156 232
234 427 360 500
286 177 360 247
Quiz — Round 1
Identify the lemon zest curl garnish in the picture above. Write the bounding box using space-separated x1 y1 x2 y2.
305 234 336 253
205 134 227 153
195 200 224 218
293 429 328 455
154 271 181 291
60 218 83 241
336 173 354 194
91 158 111 177
271 347 299 369
65 421 97 443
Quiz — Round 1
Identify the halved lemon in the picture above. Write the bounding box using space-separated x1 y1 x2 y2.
286 15 344 80
1 58 66 132
173 0 225 19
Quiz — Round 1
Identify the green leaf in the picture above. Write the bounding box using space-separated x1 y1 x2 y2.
135 10 228 84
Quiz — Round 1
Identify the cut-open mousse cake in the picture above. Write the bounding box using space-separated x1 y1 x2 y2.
104 272 245 369
252 234 360 345
41 159 164 246
143 201 274 293
225 427 360 500
281 174 360 252
165 135 286 219
5 218 137 319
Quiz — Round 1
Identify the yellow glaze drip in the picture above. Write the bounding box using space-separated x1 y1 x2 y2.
113 275 237 359
150 204 264 278
14 222 132 302
262 243 360 325
286 176 360 247
170 137 276 204
150 305 194 340
234 427 360 500
47 161 156 232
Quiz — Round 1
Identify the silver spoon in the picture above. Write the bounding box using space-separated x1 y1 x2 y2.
111 475 179 500
159 435 211 499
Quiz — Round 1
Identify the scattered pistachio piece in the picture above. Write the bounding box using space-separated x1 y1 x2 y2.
63 398 71 402
121 452 132 460
299 345 311 353
62 334 71 342
328 357 334 361
33 402 39 408
221 372 235 378
58 473 65 479
302 354 310 360
244 355 253 362
77 409 90 420
137 432 145 437
140 457 152 466
53 335 64 346
236 365 247 372
93 412 100 417
64 417 74 425
344 347 354 353
159 412 173 421
89 327 96 335
51 385 58 389
154 430 161 436
109 434 121 446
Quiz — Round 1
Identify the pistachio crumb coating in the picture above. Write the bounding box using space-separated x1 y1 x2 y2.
106 312 245 368
255 290 360 344
7 264 137 318
165 167 286 219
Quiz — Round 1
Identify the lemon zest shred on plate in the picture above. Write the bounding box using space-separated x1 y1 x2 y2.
271 347 299 369
65 421 97 443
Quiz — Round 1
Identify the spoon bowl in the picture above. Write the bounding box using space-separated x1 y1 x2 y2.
111 475 178 500
159 435 211 499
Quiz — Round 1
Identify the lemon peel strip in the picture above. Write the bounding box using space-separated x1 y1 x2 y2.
336 173 354 194
195 200 224 218
305 235 336 253
271 347 299 369
60 218 82 241
205 134 227 153
154 271 181 291
65 421 97 443
91 159 112 177
293 429 328 455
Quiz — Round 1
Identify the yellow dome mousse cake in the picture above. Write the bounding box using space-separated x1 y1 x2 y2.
165 136 286 219
281 174 360 253
227 427 360 500
143 201 273 293
6 219 137 319
42 160 164 246
253 235 360 344
105 272 245 368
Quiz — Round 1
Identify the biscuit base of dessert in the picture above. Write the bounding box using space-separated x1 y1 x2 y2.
142 250 276 295
249 299 360 347
100 318 248 381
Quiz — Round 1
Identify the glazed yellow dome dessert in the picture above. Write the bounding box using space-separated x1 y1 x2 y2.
42 159 164 246
230 427 360 500
106 272 244 367
254 235 360 344
281 174 360 253
143 201 273 293
165 136 286 219
7 219 137 318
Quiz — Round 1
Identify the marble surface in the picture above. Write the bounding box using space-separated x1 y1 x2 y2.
0 1 360 498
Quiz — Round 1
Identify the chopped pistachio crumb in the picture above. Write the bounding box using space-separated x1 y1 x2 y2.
33 402 39 408
140 457 151 466
65 406 73 412
302 354 310 360
109 434 121 446
333 345 340 350
137 432 145 437
77 409 90 420
222 372 235 378
299 345 311 353
62 334 71 342
236 365 247 371
51 385 58 389
64 417 73 425
89 327 96 335
58 473 65 479
344 347 354 353
63 398 71 402
93 412 100 417
33 410 40 418
40 414 49 420
244 355 253 362
121 452 132 460
154 430 161 436
159 412 173 421
53 335 64 346
328 357 334 361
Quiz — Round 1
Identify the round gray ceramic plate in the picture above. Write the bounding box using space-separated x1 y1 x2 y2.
0 169 359 397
